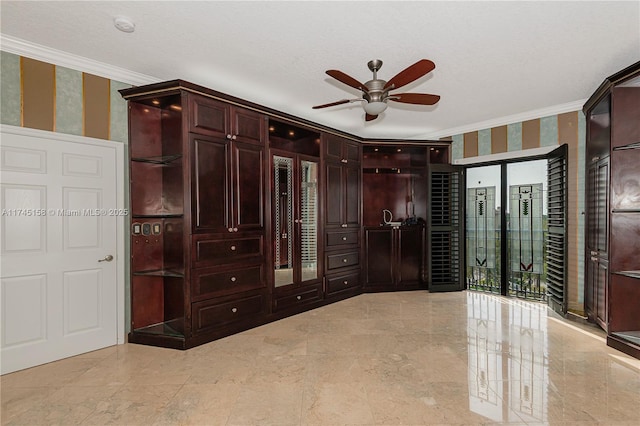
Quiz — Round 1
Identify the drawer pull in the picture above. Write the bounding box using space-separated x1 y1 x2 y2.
341 224 348 228
233 227 238 232
296 295 302 300
228 227 234 233
342 236 347 241
343 280 348 285
230 245 236 251
343 258 348 263
230 276 237 282
231 307 238 313
591 256 598 262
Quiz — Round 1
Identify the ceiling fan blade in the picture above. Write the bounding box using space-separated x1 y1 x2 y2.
383 59 435 90
389 93 441 105
312 99 352 109
326 70 369 93
365 113 378 122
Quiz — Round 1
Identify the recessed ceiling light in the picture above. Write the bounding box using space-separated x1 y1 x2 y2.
114 16 135 33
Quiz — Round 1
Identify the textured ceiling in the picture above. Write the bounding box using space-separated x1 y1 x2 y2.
1 1 639 140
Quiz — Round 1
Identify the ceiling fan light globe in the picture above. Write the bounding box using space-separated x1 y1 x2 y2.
363 101 387 115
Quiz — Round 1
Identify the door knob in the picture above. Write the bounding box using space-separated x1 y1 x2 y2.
98 255 114 262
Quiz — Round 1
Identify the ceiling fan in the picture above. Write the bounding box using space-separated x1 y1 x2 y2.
312 59 440 122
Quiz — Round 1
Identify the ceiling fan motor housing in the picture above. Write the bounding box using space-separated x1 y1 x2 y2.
364 79 388 103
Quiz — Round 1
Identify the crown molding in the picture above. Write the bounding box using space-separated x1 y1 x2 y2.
419 99 587 140
0 34 159 86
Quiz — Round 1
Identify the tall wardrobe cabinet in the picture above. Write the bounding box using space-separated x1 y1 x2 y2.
584 61 640 359
121 80 269 349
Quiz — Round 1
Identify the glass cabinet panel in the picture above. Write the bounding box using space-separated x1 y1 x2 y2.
300 160 318 282
274 155 294 287
273 155 319 287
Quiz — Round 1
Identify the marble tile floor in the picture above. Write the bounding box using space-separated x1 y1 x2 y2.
2 291 640 425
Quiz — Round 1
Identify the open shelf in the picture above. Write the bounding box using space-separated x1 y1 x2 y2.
131 154 183 165
132 213 184 219
133 318 184 338
612 141 640 151
133 269 185 278
613 270 640 279
612 331 640 346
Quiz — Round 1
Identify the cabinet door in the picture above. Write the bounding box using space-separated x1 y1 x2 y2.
586 95 610 162
232 107 264 145
273 154 320 289
190 95 229 138
397 228 423 287
595 260 609 332
344 165 361 227
325 163 344 228
324 134 344 162
345 141 361 164
192 135 231 233
233 141 264 231
365 228 393 287
595 158 609 257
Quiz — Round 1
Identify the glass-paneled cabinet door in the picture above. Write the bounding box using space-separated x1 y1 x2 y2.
274 155 294 287
273 154 319 288
300 160 318 283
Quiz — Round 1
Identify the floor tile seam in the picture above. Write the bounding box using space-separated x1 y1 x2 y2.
219 385 243 426
145 381 188 425
359 379 384 425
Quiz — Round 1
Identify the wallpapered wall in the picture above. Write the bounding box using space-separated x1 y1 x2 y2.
1 51 588 316
448 113 586 314
0 52 130 142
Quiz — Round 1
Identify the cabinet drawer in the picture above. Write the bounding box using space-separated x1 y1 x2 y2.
326 272 360 295
193 235 263 268
192 293 265 334
326 230 359 248
192 265 264 301
327 251 359 270
273 286 322 312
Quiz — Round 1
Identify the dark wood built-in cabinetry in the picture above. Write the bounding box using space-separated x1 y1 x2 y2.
122 80 456 349
584 61 640 359
361 144 458 291
323 134 362 300
364 226 424 291
123 83 269 348
269 119 324 313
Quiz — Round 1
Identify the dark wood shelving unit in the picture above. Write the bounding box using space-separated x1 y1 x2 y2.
584 60 640 360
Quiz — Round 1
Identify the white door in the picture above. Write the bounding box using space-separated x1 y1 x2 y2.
1 127 120 374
